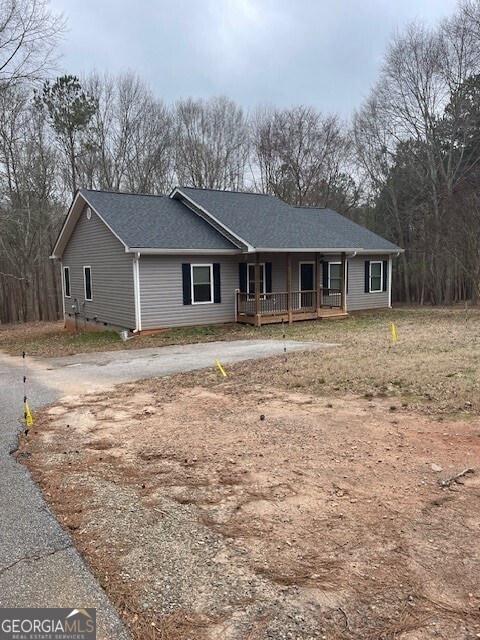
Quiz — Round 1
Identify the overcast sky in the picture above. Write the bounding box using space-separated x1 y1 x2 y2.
49 0 459 117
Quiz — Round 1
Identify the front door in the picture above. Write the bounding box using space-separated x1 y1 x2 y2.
300 263 315 308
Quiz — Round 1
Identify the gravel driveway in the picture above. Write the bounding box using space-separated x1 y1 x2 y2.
0 339 330 639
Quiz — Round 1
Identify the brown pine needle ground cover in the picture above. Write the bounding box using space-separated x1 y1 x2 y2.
0 319 255 357
16 307 480 639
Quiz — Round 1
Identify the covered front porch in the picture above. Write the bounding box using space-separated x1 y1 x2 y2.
235 251 348 327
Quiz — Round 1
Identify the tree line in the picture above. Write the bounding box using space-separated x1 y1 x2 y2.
1 0 480 323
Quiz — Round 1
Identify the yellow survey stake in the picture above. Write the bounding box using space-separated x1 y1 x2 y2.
390 322 397 342
215 358 227 377
24 401 34 427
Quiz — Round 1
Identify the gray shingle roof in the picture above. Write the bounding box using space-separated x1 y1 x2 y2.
298 206 401 252
178 187 401 251
78 186 401 253
80 188 237 250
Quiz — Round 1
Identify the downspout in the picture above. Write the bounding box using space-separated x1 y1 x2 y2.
388 255 393 308
234 288 239 322
133 252 142 333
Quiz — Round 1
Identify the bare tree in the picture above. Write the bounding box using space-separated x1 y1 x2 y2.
252 105 356 211
0 0 65 85
174 96 248 190
353 92 417 301
80 71 174 194
0 84 62 322
355 11 480 304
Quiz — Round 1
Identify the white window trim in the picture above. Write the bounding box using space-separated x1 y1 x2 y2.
328 262 341 290
63 266 71 298
299 261 315 291
247 263 266 297
84 266 93 301
369 260 383 293
191 263 214 305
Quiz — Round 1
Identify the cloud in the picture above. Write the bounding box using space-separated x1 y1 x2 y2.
49 0 459 115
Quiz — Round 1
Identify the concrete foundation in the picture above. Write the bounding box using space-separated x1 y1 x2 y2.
64 312 131 334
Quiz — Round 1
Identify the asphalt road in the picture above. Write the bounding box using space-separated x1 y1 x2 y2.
0 339 332 638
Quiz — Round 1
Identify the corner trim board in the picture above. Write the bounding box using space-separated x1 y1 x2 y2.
60 260 65 319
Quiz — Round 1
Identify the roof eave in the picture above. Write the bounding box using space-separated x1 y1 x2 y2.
252 247 364 253
250 247 403 254
356 248 404 255
50 190 83 259
126 248 241 255
51 189 129 259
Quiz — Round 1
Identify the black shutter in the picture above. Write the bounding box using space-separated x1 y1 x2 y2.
382 260 388 292
346 261 349 295
322 261 328 288
364 260 370 293
239 263 247 292
265 262 272 293
213 263 221 303
182 263 192 305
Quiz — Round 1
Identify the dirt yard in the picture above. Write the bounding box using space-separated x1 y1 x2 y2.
18 363 480 640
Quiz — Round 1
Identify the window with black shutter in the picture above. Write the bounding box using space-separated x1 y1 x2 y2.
192 264 213 303
368 261 383 293
63 266 71 298
182 263 221 305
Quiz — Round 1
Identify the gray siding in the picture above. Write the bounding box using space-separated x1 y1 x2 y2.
139 255 239 329
62 207 136 328
268 252 391 311
345 255 389 311
139 252 392 330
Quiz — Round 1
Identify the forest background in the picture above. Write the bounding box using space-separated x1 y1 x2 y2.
2 0 480 322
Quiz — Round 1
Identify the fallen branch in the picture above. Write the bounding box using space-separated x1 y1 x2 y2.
440 468 474 488
338 606 349 631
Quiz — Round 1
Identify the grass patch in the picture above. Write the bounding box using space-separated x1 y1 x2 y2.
0 320 257 357
0 304 475 358
2 306 480 414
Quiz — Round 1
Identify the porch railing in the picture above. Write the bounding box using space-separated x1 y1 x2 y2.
320 287 341 308
236 288 341 316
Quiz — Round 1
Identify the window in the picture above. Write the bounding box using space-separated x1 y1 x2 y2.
63 266 71 298
369 261 382 293
191 264 213 304
247 263 265 298
328 262 341 290
84 266 92 301
183 263 221 305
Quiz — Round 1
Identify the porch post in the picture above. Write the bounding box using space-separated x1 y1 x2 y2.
254 253 261 327
316 252 322 318
286 252 292 325
340 251 346 313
